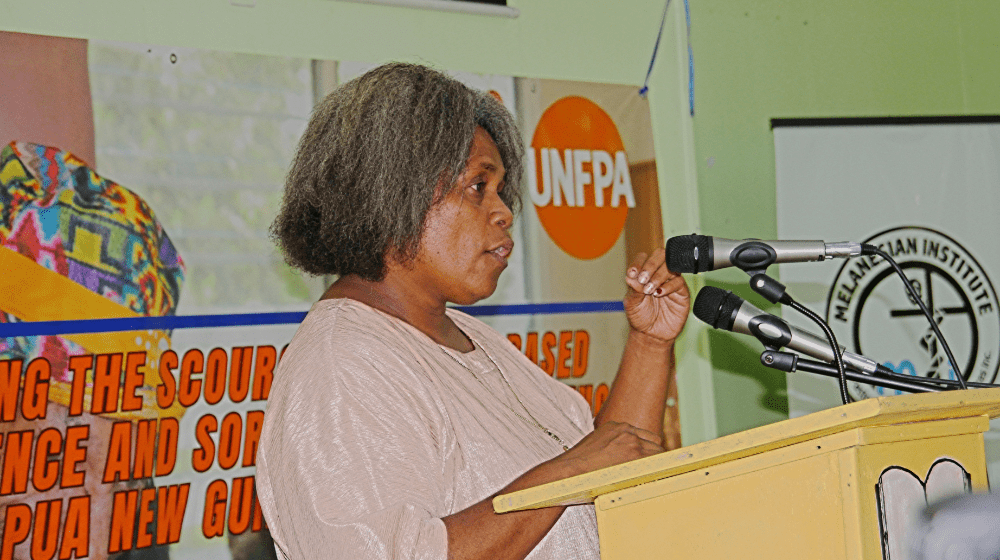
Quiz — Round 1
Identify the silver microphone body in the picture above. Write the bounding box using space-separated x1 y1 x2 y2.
667 234 863 273
694 286 880 375
729 299 880 375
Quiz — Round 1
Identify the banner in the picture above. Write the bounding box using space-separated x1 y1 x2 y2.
0 33 663 559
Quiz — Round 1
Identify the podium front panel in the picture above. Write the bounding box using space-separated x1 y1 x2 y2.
851 424 988 559
593 416 989 560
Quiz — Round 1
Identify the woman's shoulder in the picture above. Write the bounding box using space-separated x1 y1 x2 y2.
279 298 444 386
273 298 451 419
277 299 408 381
293 298 404 348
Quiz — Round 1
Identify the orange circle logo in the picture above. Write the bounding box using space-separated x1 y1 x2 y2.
529 96 634 260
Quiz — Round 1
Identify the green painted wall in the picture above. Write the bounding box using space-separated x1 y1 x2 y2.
689 0 1000 437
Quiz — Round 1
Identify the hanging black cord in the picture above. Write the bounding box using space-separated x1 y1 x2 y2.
786 298 851 405
862 244 968 390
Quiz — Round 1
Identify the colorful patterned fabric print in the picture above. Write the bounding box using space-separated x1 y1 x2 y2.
0 141 185 386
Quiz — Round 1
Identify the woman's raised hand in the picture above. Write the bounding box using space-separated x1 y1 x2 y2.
623 248 690 344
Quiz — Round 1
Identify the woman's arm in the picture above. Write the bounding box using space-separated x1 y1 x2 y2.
443 420 662 560
444 249 689 560
595 249 690 438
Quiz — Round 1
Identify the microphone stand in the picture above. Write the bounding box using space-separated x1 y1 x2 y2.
759 349 938 394
735 246 970 391
747 272 993 395
745 270 853 404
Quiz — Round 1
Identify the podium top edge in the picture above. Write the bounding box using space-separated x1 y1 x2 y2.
494 387 1000 513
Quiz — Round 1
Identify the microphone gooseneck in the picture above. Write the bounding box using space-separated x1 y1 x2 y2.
784 298 851 404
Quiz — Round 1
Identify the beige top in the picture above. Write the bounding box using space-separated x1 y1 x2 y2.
256 299 599 560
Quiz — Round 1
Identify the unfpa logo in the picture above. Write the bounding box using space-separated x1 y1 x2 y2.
527 96 635 260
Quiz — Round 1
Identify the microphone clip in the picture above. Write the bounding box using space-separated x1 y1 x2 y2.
730 240 778 273
749 273 792 305
760 349 798 372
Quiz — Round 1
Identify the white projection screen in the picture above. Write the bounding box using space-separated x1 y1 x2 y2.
773 116 1000 481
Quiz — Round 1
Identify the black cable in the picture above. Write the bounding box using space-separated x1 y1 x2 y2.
862 244 968 390
785 298 851 405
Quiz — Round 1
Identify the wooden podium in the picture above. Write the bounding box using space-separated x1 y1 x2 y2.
495 388 1000 559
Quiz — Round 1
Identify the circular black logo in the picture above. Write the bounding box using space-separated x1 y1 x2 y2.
824 227 1000 399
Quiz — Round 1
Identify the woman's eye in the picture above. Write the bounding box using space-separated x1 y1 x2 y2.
470 182 485 192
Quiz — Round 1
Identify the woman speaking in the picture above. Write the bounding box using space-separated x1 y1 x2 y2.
256 62 689 560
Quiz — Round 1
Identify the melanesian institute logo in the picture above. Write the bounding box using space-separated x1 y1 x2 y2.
824 226 1000 400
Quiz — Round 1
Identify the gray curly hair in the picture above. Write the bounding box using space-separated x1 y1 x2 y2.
271 62 524 280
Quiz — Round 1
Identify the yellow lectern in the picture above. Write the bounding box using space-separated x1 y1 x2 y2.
495 388 1000 559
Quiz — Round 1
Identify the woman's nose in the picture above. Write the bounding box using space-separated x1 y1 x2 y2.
491 195 514 229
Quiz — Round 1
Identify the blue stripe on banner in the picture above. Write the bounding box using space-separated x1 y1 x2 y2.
0 301 625 337
0 313 310 337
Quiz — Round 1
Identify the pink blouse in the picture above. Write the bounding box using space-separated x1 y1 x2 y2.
256 299 599 560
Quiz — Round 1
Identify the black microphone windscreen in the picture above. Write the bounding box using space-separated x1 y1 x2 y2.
692 286 742 330
666 234 713 273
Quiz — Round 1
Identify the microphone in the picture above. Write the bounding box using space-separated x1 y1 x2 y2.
666 234 863 273
693 286 887 376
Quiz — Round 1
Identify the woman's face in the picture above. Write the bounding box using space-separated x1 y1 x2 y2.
408 126 514 305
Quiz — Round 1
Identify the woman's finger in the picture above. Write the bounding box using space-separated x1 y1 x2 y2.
634 249 666 285
626 252 648 280
639 440 665 456
652 274 687 298
640 264 676 296
624 424 664 447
